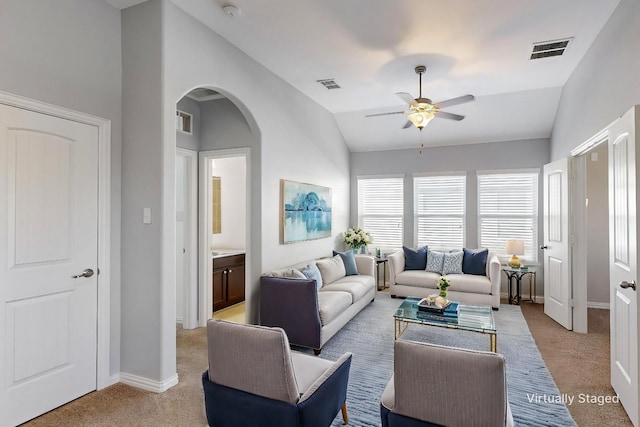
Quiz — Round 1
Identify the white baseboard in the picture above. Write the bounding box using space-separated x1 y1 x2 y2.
120 372 179 393
587 301 610 309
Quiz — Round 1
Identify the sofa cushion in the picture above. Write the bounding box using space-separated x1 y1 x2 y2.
264 268 307 279
323 276 373 301
426 249 445 274
317 291 352 326
462 248 489 276
442 251 464 275
447 274 492 295
301 264 323 290
333 250 359 276
316 255 347 285
395 271 440 288
403 246 428 270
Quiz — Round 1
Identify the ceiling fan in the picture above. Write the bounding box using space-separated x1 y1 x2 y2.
366 65 475 130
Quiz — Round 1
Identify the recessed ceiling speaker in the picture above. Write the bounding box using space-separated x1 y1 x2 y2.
222 5 241 17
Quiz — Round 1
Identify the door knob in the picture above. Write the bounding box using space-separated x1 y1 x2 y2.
72 268 94 279
619 280 637 291
540 245 548 250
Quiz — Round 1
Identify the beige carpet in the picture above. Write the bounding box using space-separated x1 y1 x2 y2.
23 303 631 426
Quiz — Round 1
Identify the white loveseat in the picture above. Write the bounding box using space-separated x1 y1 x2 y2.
387 249 502 309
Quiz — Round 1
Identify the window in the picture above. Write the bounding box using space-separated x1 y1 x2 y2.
477 171 539 262
414 174 466 250
357 177 403 250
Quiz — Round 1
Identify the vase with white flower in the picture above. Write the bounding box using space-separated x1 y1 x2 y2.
437 276 451 299
343 227 372 254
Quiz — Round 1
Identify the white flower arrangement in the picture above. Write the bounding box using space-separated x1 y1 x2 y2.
343 227 372 250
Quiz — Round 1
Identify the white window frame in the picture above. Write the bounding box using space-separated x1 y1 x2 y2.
357 175 404 251
413 172 466 251
477 169 539 264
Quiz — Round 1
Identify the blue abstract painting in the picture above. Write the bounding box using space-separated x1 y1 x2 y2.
282 179 332 243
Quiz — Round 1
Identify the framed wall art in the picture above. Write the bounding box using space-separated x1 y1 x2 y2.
281 179 332 243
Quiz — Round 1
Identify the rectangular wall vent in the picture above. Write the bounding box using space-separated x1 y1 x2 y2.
317 79 341 90
530 38 572 60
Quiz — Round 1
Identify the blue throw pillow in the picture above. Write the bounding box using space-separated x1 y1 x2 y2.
301 264 323 290
403 246 428 270
462 248 489 276
333 250 359 276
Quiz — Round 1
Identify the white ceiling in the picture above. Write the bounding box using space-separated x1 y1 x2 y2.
112 0 622 152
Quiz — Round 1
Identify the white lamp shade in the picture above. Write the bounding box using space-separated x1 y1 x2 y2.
505 239 524 255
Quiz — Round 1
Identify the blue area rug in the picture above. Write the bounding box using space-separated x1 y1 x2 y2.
302 293 576 427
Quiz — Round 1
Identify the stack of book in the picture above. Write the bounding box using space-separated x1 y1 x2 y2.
416 300 459 323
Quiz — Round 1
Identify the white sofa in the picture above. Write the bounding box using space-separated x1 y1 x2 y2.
387 250 501 309
260 254 376 354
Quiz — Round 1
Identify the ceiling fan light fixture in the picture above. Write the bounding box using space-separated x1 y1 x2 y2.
407 111 434 130
407 101 437 130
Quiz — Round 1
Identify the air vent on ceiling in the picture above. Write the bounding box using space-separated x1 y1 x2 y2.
530 38 573 60
317 79 341 90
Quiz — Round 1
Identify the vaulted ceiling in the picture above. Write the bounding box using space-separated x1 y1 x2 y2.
110 0 621 152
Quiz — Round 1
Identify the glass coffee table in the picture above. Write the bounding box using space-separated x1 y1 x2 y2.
394 297 497 352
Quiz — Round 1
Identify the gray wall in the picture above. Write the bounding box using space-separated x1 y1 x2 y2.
0 0 122 377
351 138 550 297
586 144 610 304
551 0 640 159
176 97 201 151
118 0 352 384
121 0 170 381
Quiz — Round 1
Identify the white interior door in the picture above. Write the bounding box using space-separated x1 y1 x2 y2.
0 105 98 426
609 107 639 426
543 157 572 329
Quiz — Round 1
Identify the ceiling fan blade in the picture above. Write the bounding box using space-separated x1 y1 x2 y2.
402 120 413 129
396 92 418 106
434 94 475 108
435 111 465 121
365 111 405 118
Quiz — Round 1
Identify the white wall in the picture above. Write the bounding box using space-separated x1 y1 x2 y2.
0 0 122 377
586 144 610 304
210 157 246 250
551 0 640 160
175 155 186 322
351 138 550 297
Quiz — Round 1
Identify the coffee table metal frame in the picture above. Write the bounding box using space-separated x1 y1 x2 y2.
394 297 497 352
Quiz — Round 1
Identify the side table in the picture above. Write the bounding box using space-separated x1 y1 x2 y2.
375 257 388 291
502 267 537 305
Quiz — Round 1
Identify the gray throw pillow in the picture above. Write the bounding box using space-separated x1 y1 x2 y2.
426 249 445 274
442 250 464 275
301 264 323 290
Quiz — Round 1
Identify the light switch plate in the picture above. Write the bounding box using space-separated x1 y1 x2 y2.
143 207 152 224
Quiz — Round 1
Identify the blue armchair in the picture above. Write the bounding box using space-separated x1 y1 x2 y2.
202 319 352 427
380 340 514 427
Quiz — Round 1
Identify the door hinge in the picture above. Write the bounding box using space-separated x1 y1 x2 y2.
569 298 575 307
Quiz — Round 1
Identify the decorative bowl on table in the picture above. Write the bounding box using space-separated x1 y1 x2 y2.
417 295 451 313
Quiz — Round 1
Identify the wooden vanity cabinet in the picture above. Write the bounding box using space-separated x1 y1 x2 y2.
213 254 245 312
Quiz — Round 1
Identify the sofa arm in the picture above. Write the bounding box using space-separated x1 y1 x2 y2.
487 253 501 297
387 251 404 285
354 255 375 277
260 276 322 350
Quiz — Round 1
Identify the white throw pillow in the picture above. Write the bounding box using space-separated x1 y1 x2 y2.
426 249 445 274
316 255 346 285
442 250 464 275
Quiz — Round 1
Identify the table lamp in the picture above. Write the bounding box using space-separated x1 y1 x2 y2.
505 240 524 268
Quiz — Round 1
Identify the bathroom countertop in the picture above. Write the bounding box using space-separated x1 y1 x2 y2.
211 249 245 259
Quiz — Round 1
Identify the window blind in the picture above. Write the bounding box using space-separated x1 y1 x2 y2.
357 177 403 249
477 172 538 262
414 175 465 250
